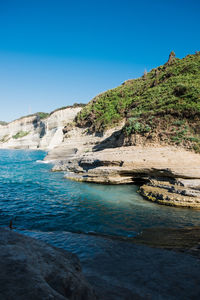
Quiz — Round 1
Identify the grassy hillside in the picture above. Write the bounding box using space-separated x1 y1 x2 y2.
76 52 200 151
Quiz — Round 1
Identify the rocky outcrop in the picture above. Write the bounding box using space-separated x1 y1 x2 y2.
0 228 97 300
0 107 82 150
140 177 200 208
51 144 200 208
140 182 200 208
45 122 125 161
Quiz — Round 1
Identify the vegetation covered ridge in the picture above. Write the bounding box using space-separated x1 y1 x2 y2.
76 52 200 151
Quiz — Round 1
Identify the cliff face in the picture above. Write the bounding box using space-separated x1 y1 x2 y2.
0 107 82 150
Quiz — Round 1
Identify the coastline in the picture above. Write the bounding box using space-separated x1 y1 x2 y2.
1 148 200 299
49 144 200 209
1 103 200 209
3 226 200 300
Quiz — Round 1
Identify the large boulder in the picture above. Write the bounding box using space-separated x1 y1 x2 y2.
0 228 97 300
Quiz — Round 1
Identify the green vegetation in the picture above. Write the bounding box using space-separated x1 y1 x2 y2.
12 131 30 139
0 121 7 126
14 112 49 122
36 112 49 119
125 117 151 135
0 135 10 143
76 52 200 151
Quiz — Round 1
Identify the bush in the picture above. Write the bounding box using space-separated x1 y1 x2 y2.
36 112 49 119
12 131 30 139
173 84 187 96
125 118 152 135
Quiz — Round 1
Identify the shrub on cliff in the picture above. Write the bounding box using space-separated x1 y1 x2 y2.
12 131 30 139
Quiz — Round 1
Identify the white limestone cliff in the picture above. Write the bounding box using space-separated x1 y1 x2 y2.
0 107 82 150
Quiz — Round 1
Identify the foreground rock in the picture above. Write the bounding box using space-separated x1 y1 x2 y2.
0 228 97 300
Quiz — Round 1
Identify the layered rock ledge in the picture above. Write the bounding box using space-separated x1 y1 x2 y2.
51 145 200 208
0 228 97 300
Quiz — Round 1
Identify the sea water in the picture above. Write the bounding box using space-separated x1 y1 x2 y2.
1 148 200 255
1 149 200 298
1 149 200 237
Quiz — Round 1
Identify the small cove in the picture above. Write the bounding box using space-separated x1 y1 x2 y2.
1 149 200 238
1 149 200 299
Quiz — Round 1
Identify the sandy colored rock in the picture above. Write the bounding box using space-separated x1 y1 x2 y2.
51 142 200 207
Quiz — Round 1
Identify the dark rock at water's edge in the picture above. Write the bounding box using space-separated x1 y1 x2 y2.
134 226 200 257
0 228 97 300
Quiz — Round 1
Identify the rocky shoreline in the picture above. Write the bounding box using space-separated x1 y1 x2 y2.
2 227 200 300
1 104 200 209
49 142 200 209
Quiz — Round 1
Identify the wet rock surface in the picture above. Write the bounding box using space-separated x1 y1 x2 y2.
134 226 200 255
0 228 97 300
19 228 200 300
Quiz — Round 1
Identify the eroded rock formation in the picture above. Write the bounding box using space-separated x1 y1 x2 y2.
51 141 200 208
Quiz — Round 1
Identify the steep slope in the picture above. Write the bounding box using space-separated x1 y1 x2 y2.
76 52 200 152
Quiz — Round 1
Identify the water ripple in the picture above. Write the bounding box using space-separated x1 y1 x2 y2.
0 149 200 237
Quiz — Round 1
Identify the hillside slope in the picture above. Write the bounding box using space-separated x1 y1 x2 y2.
76 52 200 151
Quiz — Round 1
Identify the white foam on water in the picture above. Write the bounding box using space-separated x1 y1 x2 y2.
36 160 52 164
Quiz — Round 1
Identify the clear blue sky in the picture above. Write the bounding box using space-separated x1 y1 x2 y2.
0 0 199 121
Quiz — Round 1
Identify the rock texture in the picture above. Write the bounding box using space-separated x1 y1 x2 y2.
0 228 97 300
134 226 200 254
0 107 82 150
45 122 124 161
50 138 200 208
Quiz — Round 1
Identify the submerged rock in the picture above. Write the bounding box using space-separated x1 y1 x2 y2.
0 228 97 300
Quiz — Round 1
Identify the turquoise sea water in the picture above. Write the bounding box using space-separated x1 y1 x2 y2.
1 149 200 238
1 149 200 299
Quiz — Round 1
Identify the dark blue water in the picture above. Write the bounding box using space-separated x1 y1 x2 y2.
1 149 200 238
